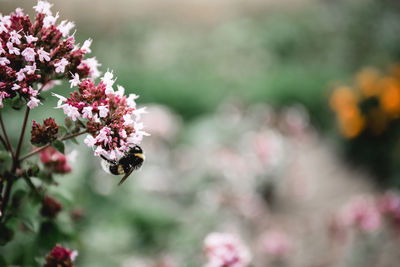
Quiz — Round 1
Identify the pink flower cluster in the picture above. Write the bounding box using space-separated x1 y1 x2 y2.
53 72 148 159
0 0 99 108
203 232 251 267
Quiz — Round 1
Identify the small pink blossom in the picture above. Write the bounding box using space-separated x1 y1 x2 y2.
82 106 93 119
69 73 80 88
33 0 53 16
27 96 40 109
7 42 20 55
16 69 26 81
98 105 109 118
81 57 101 79
126 93 139 108
54 58 69 73
21 47 36 62
25 34 38 44
9 30 22 45
11 84 21 91
84 135 96 147
37 48 50 62
62 105 80 121
58 20 75 37
24 63 37 75
0 57 10 66
43 12 59 28
81 38 92 54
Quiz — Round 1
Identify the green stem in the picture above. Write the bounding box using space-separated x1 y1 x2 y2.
19 130 88 162
0 112 15 159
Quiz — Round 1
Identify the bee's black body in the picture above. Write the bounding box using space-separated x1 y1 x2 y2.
101 145 144 185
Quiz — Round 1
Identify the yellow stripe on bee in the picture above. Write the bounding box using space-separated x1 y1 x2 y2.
117 164 125 175
134 153 144 160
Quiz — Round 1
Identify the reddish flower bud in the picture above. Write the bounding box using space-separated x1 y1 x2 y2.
31 118 59 145
40 195 62 219
44 245 77 267
40 147 71 174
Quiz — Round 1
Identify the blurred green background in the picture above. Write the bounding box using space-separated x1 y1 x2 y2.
2 0 400 266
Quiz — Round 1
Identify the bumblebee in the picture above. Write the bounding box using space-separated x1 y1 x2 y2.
101 145 145 185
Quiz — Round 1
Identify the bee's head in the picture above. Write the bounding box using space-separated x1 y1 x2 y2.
130 145 143 154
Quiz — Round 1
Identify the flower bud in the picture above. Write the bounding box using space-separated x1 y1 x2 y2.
44 244 77 267
40 195 62 219
31 118 59 145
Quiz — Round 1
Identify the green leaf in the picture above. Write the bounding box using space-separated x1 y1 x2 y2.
11 97 24 110
70 137 79 145
58 126 68 135
52 140 64 154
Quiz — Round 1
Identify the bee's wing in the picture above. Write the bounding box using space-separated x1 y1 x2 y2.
117 168 134 186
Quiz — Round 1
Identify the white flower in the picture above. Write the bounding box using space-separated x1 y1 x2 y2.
23 63 36 75
29 87 38 97
62 105 80 121
52 93 67 108
0 23 7 35
116 85 125 96
81 38 92 53
25 35 38 44
95 127 112 146
81 57 101 79
27 97 40 109
9 30 22 45
123 114 134 126
101 71 115 93
82 106 93 119
33 0 53 16
43 12 59 28
98 105 109 118
0 57 10 66
69 73 80 88
37 48 50 62
58 20 75 37
84 135 96 147
92 114 101 123
16 69 25 82
94 146 106 157
54 58 69 73
15 8 24 16
132 107 147 120
119 129 127 138
126 93 139 108
11 84 20 91
21 47 36 62
7 42 20 55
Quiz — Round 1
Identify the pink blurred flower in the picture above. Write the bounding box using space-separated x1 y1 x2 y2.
203 232 251 267
259 230 292 258
338 195 382 232
40 147 71 174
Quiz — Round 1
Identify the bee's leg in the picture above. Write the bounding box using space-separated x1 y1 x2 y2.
122 163 132 174
100 155 116 164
